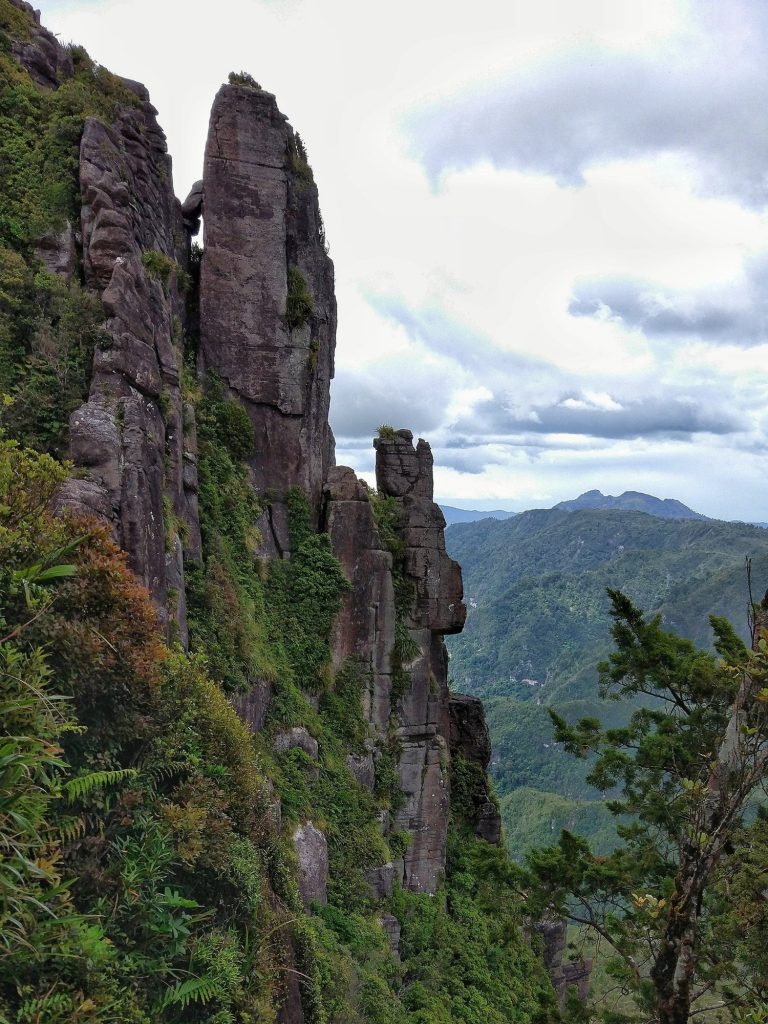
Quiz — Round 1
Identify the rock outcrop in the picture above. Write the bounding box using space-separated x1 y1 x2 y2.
53 72 194 639
3 7 568 1017
324 466 395 732
10 6 500 923
293 821 329 907
448 693 502 845
8 0 73 89
374 430 466 892
199 82 336 542
536 918 592 1010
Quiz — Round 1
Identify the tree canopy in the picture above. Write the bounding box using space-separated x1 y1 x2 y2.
520 589 768 1024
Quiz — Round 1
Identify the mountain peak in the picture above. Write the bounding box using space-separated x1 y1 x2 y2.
554 490 707 520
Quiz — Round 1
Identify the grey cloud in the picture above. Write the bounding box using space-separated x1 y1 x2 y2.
458 393 743 441
330 359 455 441
432 446 509 475
569 253 768 346
337 294 759 474
406 1 768 207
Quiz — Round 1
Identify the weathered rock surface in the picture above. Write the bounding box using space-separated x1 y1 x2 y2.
8 0 73 89
199 83 336 526
346 750 375 790
375 433 467 892
293 822 328 907
448 694 492 768
230 679 273 734
536 918 592 1010
325 466 394 732
374 429 433 499
181 178 203 234
35 222 77 281
364 862 396 899
378 913 401 958
448 693 501 844
55 87 193 637
274 726 319 760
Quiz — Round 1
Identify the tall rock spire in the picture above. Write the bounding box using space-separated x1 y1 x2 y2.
199 81 336 541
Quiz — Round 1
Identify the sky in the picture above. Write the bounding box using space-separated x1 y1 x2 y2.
37 0 768 520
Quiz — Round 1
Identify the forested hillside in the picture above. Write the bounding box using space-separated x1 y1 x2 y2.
445 507 768 855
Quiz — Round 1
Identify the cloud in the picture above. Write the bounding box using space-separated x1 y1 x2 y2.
406 1 768 208
458 392 742 441
569 253 768 346
330 357 457 440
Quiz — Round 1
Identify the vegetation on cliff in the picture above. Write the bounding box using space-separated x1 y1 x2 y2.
0 6 556 1021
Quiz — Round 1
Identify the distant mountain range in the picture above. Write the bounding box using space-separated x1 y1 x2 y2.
444 506 768 858
439 505 516 526
441 490 764 530
553 489 707 520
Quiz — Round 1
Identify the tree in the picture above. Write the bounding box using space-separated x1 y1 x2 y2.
521 589 768 1024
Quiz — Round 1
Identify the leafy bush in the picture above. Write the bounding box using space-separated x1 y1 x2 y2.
141 248 179 288
228 70 261 89
286 265 313 330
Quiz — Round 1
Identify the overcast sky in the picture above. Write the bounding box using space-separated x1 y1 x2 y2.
39 0 768 520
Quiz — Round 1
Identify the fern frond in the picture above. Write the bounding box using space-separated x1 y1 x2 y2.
17 990 74 1018
155 974 219 1012
62 768 136 803
57 815 86 844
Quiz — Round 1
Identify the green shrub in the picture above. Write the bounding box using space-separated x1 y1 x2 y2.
141 248 179 287
228 70 261 89
286 265 313 330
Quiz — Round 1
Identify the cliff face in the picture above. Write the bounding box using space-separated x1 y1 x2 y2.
51 54 489 896
1 8 546 1018
56 65 194 638
373 431 468 890
199 82 336 543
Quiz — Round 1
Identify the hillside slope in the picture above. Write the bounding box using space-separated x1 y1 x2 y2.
445 508 768 855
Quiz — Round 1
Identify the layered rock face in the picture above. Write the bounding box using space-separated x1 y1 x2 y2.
448 693 502 845
8 0 73 89
18 24 497 901
537 919 592 1010
374 430 467 892
19 13 198 640
324 466 395 732
199 82 336 541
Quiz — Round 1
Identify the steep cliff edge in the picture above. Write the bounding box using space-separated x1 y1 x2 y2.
200 80 335 540
0 4 555 1020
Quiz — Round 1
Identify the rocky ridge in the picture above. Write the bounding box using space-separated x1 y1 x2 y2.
16 2 495 904
2 5 575 1015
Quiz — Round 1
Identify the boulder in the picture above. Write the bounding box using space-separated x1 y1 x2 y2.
346 751 375 789
448 694 492 769
274 727 319 760
378 913 401 958
293 822 328 907
364 862 396 899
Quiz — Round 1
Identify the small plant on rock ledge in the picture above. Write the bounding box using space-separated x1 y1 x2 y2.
228 70 261 89
286 265 313 330
142 248 179 289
